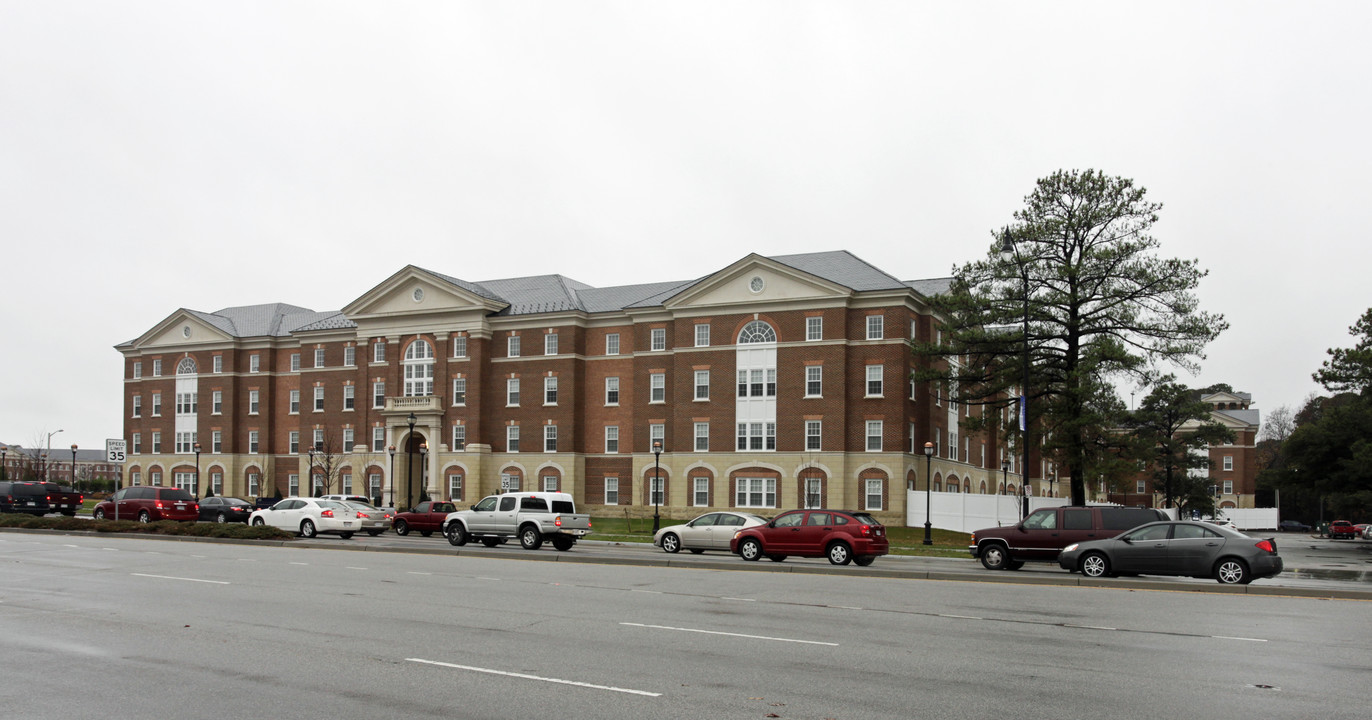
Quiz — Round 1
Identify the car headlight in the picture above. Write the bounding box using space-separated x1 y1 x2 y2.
1062 543 1079 552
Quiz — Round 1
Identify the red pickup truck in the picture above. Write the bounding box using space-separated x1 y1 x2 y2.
1327 520 1358 539
42 483 84 516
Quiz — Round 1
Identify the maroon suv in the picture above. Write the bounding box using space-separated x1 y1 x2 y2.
93 486 199 522
730 509 888 566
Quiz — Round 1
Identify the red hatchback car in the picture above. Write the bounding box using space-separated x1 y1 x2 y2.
93 486 199 523
730 509 889 566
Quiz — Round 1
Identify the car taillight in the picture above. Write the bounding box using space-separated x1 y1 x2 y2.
554 516 562 527
859 524 872 536
356 511 370 518
155 501 165 509
321 509 334 518
587 519 592 528
1255 539 1275 553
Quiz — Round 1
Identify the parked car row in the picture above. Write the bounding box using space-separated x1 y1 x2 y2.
650 508 891 566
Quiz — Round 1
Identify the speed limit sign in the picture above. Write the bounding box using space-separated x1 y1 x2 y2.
105 439 127 463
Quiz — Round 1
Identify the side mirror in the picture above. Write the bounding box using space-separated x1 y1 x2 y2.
1016 522 1026 531
1122 537 1134 544
768 520 777 528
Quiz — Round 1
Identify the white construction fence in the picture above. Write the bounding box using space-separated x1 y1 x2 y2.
906 489 1280 533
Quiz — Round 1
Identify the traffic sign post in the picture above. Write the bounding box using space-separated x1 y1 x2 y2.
105 439 127 520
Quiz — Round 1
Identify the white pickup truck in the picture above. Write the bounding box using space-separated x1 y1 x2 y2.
442 491 592 551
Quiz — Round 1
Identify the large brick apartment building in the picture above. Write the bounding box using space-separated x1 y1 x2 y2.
116 251 1039 525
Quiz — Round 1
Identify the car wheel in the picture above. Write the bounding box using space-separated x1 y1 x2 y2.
1080 552 1112 578
1005 560 1025 571
552 536 575 551
481 537 501 548
394 520 410 536
138 510 150 524
978 543 1011 570
420 530 433 537
216 512 227 524
660 533 681 553
94 508 106 520
767 554 787 562
739 538 762 561
689 548 705 554
300 519 317 538
251 517 265 526
520 525 544 550
1215 558 1250 585
827 542 853 566
446 523 468 546
367 529 383 536
853 555 876 567
339 532 354 540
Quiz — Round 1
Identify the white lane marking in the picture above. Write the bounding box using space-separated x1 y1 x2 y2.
475 576 501 581
289 562 308 566
407 571 432 576
939 614 982 620
131 573 229 585
407 658 660 697
831 605 864 610
1213 635 1267 642
621 622 839 646
1063 624 1117 631
719 597 755 602
63 544 79 548
631 589 663 594
346 566 368 570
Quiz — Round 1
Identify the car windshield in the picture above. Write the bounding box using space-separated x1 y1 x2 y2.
850 513 880 526
344 502 377 511
316 500 346 509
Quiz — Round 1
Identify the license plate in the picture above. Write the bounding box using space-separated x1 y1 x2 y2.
343 521 353 527
25 501 35 506
175 504 186 510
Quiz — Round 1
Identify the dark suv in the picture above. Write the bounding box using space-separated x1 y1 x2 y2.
730 509 889 566
93 487 199 522
0 481 52 516
970 506 1169 570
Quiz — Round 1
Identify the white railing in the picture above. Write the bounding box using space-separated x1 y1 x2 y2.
386 396 441 413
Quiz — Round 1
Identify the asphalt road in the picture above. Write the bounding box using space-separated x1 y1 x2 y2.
2 532 1370 720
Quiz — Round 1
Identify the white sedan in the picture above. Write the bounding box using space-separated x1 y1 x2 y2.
653 511 770 553
249 497 361 539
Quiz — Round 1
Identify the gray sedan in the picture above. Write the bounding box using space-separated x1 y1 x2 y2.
653 511 769 553
1058 520 1284 585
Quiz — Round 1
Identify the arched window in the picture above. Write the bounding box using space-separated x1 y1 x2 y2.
404 340 435 397
177 357 197 374
737 320 777 344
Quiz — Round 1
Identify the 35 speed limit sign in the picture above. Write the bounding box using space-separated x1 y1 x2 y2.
105 439 127 463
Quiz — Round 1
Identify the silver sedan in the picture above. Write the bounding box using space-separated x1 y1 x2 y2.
653 511 769 554
343 501 394 536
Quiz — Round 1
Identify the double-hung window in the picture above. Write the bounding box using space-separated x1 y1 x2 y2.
453 336 467 358
544 425 558 452
736 422 776 451
805 420 822 451
694 370 709 400
604 478 619 505
606 333 620 355
605 377 620 405
544 333 558 355
372 427 385 452
735 477 776 508
506 426 520 452
694 323 710 347
314 386 324 411
373 381 385 409
692 477 709 506
314 348 325 368
866 315 884 340
452 377 466 405
806 316 822 341
288 390 300 413
694 422 709 451
506 378 520 406
452 424 466 451
507 335 521 357
343 385 355 410
605 426 619 453
866 365 884 397
866 421 883 451
650 328 666 351
649 373 665 403
805 366 822 397
544 376 558 405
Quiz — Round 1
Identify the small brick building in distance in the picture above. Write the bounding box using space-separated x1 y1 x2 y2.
116 250 1043 525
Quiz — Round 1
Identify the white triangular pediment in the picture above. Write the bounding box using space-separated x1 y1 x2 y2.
344 266 506 318
665 255 851 309
133 310 234 349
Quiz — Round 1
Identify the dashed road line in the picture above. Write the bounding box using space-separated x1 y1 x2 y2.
621 622 838 646
407 658 660 697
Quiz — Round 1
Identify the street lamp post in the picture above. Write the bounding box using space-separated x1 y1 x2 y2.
651 439 662 534
308 445 317 496
40 453 48 482
923 442 934 545
1001 459 1009 496
1001 229 1033 509
419 442 429 503
388 445 397 507
1 445 8 482
405 413 416 511
70 444 78 489
193 442 202 498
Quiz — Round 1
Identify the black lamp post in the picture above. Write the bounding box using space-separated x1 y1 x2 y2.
388 444 396 507
1 445 8 482
405 412 416 511
308 445 316 496
70 443 78 489
923 441 934 545
193 442 201 499
1001 459 1009 496
419 442 428 503
651 439 662 534
40 453 47 482
1001 229 1033 511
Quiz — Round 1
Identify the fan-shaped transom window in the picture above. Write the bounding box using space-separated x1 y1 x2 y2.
405 340 434 360
177 357 197 374
737 321 776 344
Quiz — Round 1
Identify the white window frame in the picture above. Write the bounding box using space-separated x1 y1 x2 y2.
544 376 558 405
866 365 884 397
344 345 355 367
735 477 776 508
344 385 355 410
453 335 467 358
132 433 141 454
151 431 162 454
649 475 664 506
506 426 520 453
694 422 709 452
314 348 325 368
452 424 466 451
544 425 558 453
604 426 619 454
213 355 223 373
1223 455 1233 471
605 333 620 355
212 390 222 414
343 428 355 453
649 423 664 452
373 381 385 409
865 478 883 511
805 420 822 451
866 421 883 452
694 323 710 347
290 353 301 372
249 354 260 373
605 376 620 406
545 333 558 356
248 431 259 454
1223 479 1234 494
650 373 665 403
153 359 162 376
247 391 257 415
694 370 709 401
133 361 143 378
866 315 884 340
806 316 822 341
289 431 299 454
373 342 386 363
212 430 222 454
507 335 521 357
805 366 822 397
604 477 619 505
507 378 520 406
693 477 709 506
448 473 463 501
650 328 666 351
314 386 324 412
453 377 466 406
132 395 142 417
372 427 385 452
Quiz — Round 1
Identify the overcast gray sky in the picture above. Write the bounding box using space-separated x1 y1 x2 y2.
3 1 1368 452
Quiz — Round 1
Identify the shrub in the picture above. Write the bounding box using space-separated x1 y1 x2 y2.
0 512 293 540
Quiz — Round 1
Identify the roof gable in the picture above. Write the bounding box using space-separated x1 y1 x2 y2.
342 266 509 319
660 253 855 310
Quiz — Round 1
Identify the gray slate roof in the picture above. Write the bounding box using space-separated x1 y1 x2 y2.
905 277 954 297
771 250 911 292
1215 408 1261 427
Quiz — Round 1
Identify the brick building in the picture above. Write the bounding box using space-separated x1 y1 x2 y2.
1097 390 1261 509
0 443 123 488
115 251 1033 525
